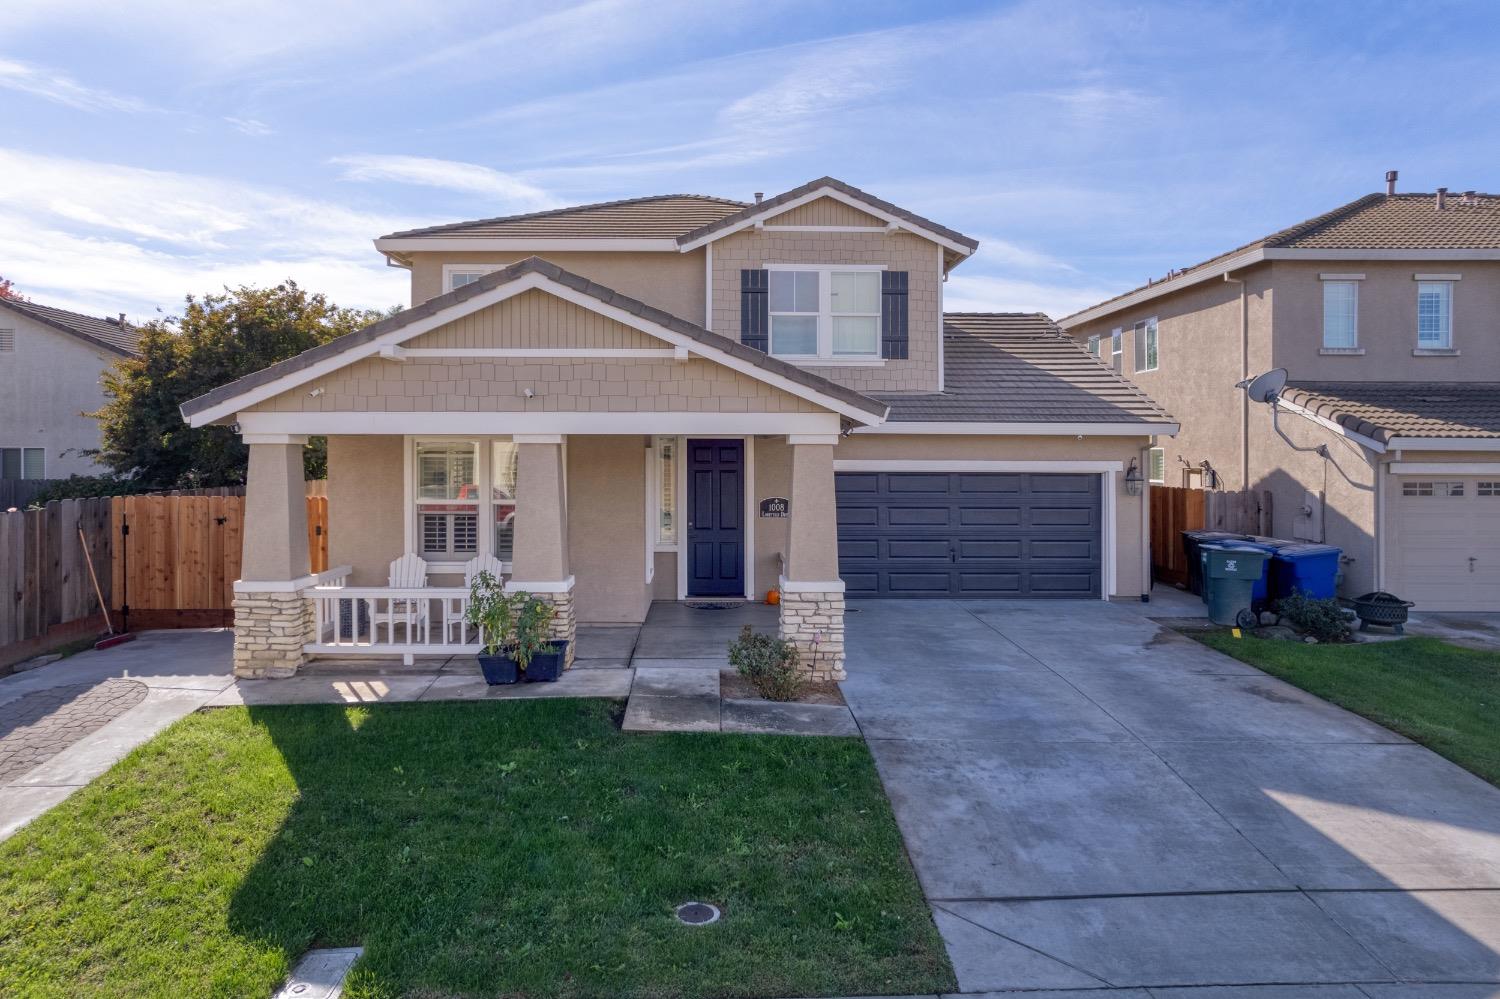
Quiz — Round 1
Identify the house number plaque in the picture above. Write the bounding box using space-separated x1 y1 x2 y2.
759 497 789 518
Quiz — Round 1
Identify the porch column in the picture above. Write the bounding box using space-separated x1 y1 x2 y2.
780 435 846 681
232 435 313 678
506 435 576 669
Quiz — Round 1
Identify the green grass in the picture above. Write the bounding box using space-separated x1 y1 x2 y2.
0 699 952 999
1196 633 1500 785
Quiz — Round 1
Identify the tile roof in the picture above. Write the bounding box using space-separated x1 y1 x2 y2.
877 313 1175 427
180 256 888 423
674 176 979 252
1280 382 1500 442
0 298 139 356
1063 190 1500 324
382 194 748 240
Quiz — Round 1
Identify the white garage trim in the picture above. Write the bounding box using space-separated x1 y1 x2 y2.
1389 462 1500 475
833 459 1121 601
1388 438 1500 452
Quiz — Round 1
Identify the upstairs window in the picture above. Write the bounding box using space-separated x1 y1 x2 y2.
1110 328 1123 372
0 448 44 479
1133 317 1159 372
1417 281 1453 348
443 266 496 293
1086 334 1100 356
1322 281 1359 348
768 266 881 359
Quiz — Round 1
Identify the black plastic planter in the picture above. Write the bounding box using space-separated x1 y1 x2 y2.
520 641 568 683
477 653 520 685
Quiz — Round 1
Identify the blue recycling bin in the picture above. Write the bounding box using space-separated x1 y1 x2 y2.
1269 543 1342 603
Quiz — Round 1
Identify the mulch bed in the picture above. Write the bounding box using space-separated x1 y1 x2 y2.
720 671 846 705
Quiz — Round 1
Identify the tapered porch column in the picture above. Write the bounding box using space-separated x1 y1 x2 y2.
780 435 846 681
232 434 313 678
506 435 576 669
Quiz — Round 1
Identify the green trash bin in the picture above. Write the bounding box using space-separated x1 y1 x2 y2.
1201 543 1271 628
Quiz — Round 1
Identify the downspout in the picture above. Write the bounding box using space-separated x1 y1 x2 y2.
1223 271 1249 489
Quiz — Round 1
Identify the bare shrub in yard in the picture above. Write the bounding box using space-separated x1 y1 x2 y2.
1276 591 1353 643
728 625 804 702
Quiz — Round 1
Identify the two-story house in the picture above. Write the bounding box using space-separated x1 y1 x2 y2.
1061 176 1500 611
0 298 138 484
181 177 1175 679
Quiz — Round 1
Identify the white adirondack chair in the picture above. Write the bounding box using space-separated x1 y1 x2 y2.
373 553 430 646
447 554 506 643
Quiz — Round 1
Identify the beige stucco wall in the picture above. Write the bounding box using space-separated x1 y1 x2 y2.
766 196 883 227
710 229 943 393
1269 259 1500 379
0 310 121 477
567 436 651 622
836 433 1152 599
407 249 707 324
326 435 405 585
753 436 793 595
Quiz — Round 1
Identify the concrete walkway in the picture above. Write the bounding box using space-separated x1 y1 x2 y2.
842 598 1500 993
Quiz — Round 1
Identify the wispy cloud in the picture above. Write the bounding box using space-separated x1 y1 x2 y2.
0 57 151 113
0 148 413 318
331 155 556 211
224 116 274 136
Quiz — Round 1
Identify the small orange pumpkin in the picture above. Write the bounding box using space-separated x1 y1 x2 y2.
766 588 781 605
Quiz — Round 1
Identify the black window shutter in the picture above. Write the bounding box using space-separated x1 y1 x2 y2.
740 269 768 352
881 270 909 359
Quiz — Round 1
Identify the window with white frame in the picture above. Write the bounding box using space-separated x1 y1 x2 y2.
1133 317 1159 372
1086 334 1100 356
1417 281 1453 348
0 448 44 479
1322 281 1359 348
653 435 677 547
444 267 495 293
1110 328 1123 372
768 266 881 359
414 441 480 560
491 441 519 563
1148 448 1165 484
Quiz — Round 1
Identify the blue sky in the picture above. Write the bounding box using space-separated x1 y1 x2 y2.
3 0 1497 321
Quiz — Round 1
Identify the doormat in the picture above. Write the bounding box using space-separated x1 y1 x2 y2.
685 601 744 610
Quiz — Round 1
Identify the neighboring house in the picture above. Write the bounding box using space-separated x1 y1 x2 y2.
0 299 138 480
181 177 1176 679
1060 176 1500 611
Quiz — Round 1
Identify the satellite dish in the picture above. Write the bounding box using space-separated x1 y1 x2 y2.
1243 368 1288 404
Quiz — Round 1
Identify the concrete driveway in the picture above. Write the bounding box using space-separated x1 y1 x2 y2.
842 598 1500 993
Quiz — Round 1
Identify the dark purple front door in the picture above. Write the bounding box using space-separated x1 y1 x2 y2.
686 439 744 597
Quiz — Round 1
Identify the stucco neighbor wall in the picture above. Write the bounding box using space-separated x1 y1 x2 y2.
710 229 943 394
326 436 405 586
1268 259 1500 379
0 311 121 477
1069 266 1274 492
407 249 707 324
567 436 651 623
835 433 1152 599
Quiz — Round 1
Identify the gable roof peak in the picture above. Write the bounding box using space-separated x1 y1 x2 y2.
0 297 139 356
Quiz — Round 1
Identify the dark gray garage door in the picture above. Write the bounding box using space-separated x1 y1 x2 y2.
836 472 1102 598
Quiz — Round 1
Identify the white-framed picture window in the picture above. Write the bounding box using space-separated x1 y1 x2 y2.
1417 281 1453 348
1086 334 1100 357
1322 281 1359 348
0 447 44 479
1148 448 1165 484
414 440 480 560
442 265 499 293
1133 317 1159 372
1110 328 1123 372
767 265 883 360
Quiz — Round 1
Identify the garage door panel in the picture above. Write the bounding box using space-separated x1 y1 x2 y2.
1392 475 1500 612
837 472 1101 598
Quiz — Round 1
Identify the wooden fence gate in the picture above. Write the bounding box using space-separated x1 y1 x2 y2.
1151 485 1273 587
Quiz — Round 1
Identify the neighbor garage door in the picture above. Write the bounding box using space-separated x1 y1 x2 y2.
1390 475 1500 612
835 471 1102 598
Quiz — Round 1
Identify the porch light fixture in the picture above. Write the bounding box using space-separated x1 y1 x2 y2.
1123 458 1144 496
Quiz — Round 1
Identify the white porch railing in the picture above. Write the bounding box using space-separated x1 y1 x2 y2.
303 566 485 660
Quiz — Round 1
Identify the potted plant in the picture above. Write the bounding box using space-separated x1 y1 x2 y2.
465 574 567 684
467 570 519 684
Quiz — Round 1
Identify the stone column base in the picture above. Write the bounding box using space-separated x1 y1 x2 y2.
506 580 577 670
777 584 846 682
232 589 312 678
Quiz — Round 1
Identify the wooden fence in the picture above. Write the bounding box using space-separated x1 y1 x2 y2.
2 486 328 666
1151 485 1273 586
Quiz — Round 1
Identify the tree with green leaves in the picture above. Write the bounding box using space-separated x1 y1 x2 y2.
91 282 395 489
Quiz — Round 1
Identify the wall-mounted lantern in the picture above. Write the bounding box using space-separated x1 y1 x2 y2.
1123 458 1144 496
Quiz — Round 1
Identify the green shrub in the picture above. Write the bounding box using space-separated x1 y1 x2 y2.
1276 590 1352 643
728 624 804 701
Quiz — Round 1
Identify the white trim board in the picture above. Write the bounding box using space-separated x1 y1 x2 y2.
855 422 1178 436
1389 462 1500 475
376 237 679 253
238 411 842 436
833 459 1126 472
1388 437 1500 451
185 269 883 427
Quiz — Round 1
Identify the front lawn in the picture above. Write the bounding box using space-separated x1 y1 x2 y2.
1196 633 1500 785
0 699 952 999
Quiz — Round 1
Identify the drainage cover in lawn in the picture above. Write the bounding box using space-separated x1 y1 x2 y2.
675 901 721 925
